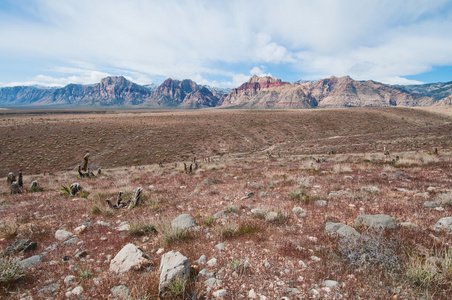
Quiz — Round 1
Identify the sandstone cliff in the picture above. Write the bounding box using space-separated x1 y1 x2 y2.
219 75 435 108
150 78 220 107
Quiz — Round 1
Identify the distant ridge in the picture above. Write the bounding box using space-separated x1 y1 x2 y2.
0 75 450 108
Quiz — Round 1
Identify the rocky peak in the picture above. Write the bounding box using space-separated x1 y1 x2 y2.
100 76 129 87
236 75 289 91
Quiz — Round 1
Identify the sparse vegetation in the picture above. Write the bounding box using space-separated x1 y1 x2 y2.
0 108 451 299
0 256 24 283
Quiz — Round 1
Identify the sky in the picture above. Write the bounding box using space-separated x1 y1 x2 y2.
0 0 452 88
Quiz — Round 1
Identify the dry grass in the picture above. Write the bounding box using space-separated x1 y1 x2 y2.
0 108 451 299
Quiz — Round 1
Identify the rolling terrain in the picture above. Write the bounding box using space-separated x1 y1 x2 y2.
0 107 452 299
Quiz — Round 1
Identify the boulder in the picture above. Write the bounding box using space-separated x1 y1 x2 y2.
355 214 398 230
325 222 360 238
433 217 452 233
110 284 130 298
19 255 42 269
2 239 37 256
159 251 190 297
55 229 73 241
171 214 196 230
110 244 150 273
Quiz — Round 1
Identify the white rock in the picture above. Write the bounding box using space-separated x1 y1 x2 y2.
115 221 130 231
207 258 217 267
213 289 228 297
110 244 150 273
55 229 73 241
73 225 87 234
71 286 84 295
171 214 196 230
323 280 339 288
249 289 257 299
159 251 190 297
156 248 165 255
64 275 76 286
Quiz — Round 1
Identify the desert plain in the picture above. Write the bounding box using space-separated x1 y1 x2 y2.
1 107 452 299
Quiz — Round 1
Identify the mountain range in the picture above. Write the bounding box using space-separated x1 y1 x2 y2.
1 75 451 108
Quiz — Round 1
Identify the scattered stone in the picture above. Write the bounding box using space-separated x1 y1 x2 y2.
415 192 430 198
433 217 452 233
325 222 360 238
292 207 307 217
360 186 380 194
196 255 207 264
214 210 227 219
171 214 196 230
282 287 300 295
110 284 130 298
355 214 398 230
309 289 320 297
75 250 88 259
251 208 267 217
63 237 79 245
71 286 84 296
159 250 190 297
2 239 37 256
207 258 217 267
213 289 228 297
250 183 264 190
249 289 258 299
116 221 130 231
96 220 111 227
74 224 87 234
424 201 439 208
64 275 76 286
265 211 279 222
400 222 418 229
55 229 73 241
427 186 436 192
110 244 150 273
310 256 321 262
205 277 222 288
19 255 42 269
314 200 328 206
323 280 339 288
156 248 165 255
215 243 225 251
38 283 60 296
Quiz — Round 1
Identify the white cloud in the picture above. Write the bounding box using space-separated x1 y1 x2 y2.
0 0 451 86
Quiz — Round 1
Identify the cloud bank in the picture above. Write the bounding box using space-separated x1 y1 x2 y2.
0 0 451 87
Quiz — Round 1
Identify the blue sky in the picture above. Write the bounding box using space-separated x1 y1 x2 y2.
1 0 452 87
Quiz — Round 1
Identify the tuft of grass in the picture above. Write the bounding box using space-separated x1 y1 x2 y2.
237 222 261 235
168 275 187 298
156 221 189 245
91 205 101 214
289 185 317 204
129 220 156 236
230 260 249 275
337 230 402 273
80 191 89 198
60 184 70 195
201 215 216 227
406 247 452 291
0 256 24 283
79 268 93 280
226 206 238 213
219 221 239 239
0 220 19 239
